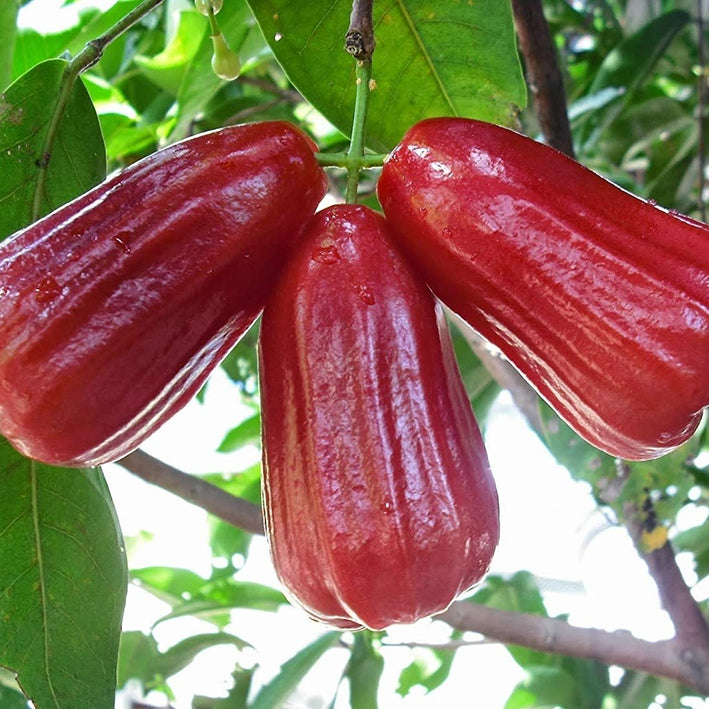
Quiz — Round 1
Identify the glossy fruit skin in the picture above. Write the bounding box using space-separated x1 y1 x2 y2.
0 121 327 467
377 117 709 461
259 204 499 631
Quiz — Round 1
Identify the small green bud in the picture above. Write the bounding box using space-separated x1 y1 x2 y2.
211 32 241 80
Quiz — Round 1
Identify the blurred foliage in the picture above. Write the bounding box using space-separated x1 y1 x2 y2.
2 0 709 708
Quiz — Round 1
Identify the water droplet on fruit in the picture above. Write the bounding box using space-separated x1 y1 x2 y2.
441 227 452 238
355 283 375 305
381 498 393 514
113 235 132 254
418 206 427 216
34 277 62 304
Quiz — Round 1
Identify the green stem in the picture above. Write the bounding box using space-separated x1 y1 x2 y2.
31 0 166 222
345 59 373 203
316 152 387 168
206 5 220 36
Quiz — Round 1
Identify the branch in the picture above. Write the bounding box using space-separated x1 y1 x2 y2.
438 602 709 693
117 449 264 535
345 0 375 61
511 0 576 157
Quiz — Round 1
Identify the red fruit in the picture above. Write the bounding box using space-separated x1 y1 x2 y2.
377 117 709 461
259 204 499 630
0 121 327 466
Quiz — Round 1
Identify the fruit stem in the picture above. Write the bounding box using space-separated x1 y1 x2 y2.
316 152 387 168
344 58 373 203
30 0 166 222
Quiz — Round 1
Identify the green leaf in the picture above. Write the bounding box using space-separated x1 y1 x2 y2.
246 0 526 152
135 9 207 95
154 580 289 624
505 666 578 709
194 666 255 708
249 632 341 709
577 10 691 151
218 411 261 452
345 633 384 709
0 438 128 709
131 566 210 605
118 630 249 690
0 59 106 240
0 0 19 90
396 645 455 698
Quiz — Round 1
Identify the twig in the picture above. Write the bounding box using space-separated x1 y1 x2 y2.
117 449 264 535
511 0 575 157
345 0 375 61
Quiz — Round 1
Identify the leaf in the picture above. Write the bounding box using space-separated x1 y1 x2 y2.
396 646 455 697
135 9 207 95
0 438 127 709
193 666 255 708
505 666 578 709
577 10 691 151
248 632 341 709
154 581 289 625
0 59 106 240
131 566 210 605
118 630 249 690
345 633 384 709
0 0 19 90
218 411 261 452
246 0 526 152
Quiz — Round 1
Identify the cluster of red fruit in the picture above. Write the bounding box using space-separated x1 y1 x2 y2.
1 118 707 630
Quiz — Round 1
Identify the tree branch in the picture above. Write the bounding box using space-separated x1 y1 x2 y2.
117 449 264 535
511 0 576 157
438 602 709 693
345 0 375 61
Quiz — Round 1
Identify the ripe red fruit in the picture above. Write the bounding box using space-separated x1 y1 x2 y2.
378 117 709 461
259 204 499 630
0 121 327 466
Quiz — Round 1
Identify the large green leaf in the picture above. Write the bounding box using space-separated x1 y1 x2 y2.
0 59 105 240
0 438 127 709
246 0 526 151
